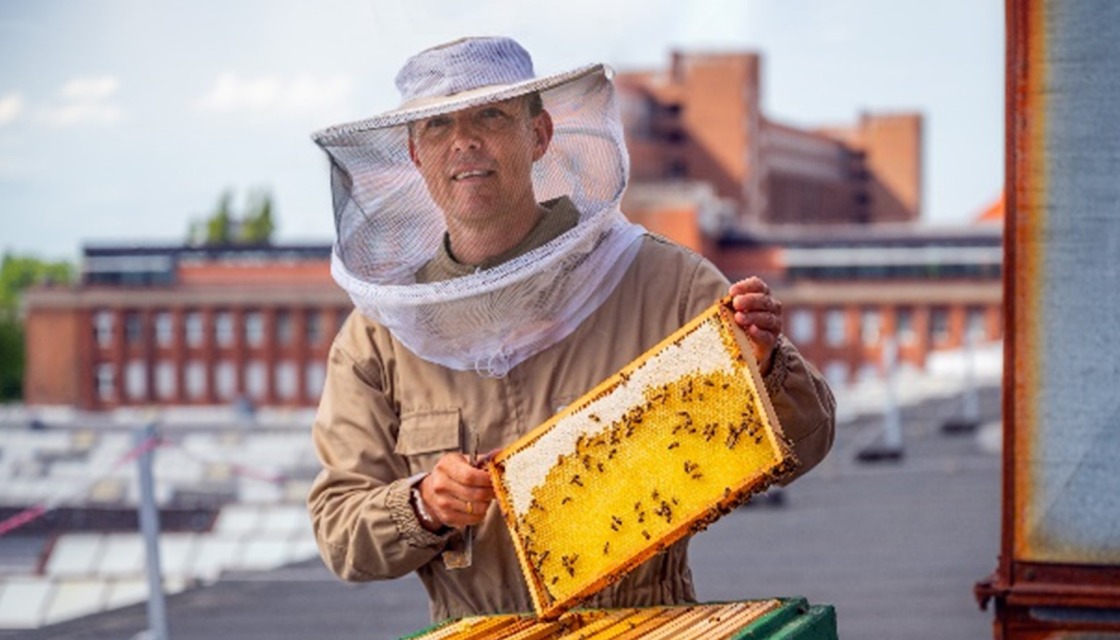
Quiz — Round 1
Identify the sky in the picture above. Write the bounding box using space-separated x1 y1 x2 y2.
0 0 1004 262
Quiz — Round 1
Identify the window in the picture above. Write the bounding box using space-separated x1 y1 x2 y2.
966 306 987 342
185 311 204 347
94 311 114 348
896 307 915 344
244 360 267 400
305 362 326 399
305 311 323 345
276 310 293 346
929 306 950 345
96 363 115 402
823 361 849 389
155 312 173 347
185 360 206 399
244 311 264 348
275 361 297 400
860 308 881 346
126 360 147 400
125 312 143 345
215 360 236 400
825 308 846 347
789 309 815 345
155 361 176 399
215 311 235 347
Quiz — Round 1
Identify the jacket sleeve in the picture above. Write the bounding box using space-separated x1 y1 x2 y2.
682 253 836 482
306 326 451 582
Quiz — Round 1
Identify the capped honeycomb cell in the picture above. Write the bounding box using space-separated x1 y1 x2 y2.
489 297 798 619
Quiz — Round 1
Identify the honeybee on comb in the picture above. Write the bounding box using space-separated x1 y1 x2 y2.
489 297 798 619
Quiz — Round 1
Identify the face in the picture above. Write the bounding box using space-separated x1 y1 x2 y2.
409 96 553 227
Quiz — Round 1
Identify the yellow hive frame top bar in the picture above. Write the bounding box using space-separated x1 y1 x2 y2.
489 297 798 618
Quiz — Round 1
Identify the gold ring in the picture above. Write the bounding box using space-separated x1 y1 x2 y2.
466 501 474 515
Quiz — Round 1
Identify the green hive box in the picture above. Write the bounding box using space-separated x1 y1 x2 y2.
400 598 837 639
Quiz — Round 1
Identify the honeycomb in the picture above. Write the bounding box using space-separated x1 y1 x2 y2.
489 297 798 619
403 600 782 640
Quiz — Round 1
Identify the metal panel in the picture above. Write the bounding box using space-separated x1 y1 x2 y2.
1011 0 1120 566
976 1 1120 637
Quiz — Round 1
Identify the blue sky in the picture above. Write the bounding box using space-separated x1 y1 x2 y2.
0 0 1003 261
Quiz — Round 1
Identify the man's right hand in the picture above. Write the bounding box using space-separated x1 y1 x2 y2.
416 453 496 531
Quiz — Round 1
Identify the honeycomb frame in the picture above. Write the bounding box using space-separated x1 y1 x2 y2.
489 297 799 619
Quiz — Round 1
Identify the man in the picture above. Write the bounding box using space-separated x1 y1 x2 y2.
308 36 835 623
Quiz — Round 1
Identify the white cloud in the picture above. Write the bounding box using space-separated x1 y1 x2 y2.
195 72 354 119
60 76 120 102
0 93 24 125
38 75 125 127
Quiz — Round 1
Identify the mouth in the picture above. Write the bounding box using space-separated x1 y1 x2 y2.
451 169 495 181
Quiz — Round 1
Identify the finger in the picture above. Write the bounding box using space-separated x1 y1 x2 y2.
732 292 779 313
729 277 770 297
735 310 783 334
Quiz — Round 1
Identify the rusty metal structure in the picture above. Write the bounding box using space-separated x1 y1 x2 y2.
975 1 1120 637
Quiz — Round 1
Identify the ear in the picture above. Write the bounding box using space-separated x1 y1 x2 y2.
408 135 421 166
531 110 554 162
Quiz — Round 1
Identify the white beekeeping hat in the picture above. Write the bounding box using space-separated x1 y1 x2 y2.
312 36 643 376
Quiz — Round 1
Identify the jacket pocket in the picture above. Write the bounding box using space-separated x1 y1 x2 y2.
395 409 461 475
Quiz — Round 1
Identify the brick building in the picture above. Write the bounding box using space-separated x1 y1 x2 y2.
22 244 350 410
616 50 922 229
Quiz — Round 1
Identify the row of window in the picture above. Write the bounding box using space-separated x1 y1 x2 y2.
786 305 992 348
93 309 347 350
95 360 327 404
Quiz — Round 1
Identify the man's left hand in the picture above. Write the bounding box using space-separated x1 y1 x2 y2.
729 277 783 375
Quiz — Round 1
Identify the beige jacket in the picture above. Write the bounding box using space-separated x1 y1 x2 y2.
308 232 835 623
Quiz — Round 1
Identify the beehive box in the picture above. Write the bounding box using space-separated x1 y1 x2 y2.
401 599 839 640
489 297 799 619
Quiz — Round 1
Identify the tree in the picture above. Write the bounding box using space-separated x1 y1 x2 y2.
188 188 276 246
0 253 75 400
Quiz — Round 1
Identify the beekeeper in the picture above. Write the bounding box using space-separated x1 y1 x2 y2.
307 36 835 622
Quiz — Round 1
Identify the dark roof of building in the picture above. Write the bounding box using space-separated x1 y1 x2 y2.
718 223 1002 250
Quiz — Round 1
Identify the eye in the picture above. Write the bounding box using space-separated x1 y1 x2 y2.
479 107 508 120
423 115 453 131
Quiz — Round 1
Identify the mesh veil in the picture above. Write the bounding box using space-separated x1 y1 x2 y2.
313 64 644 376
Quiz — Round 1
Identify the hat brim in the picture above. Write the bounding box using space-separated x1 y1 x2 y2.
312 63 608 144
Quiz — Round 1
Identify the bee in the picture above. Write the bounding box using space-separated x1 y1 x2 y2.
597 462 605 473
667 442 680 450
603 542 610 555
552 576 559 585
561 496 572 505
642 530 651 540
570 474 583 487
589 414 601 423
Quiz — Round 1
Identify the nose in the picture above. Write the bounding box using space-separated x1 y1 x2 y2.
449 118 482 152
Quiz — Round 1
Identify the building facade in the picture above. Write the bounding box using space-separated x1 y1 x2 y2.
23 245 350 410
616 50 922 229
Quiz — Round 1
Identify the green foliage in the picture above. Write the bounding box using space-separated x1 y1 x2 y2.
0 254 73 309
0 253 75 401
189 187 276 246
0 315 23 400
